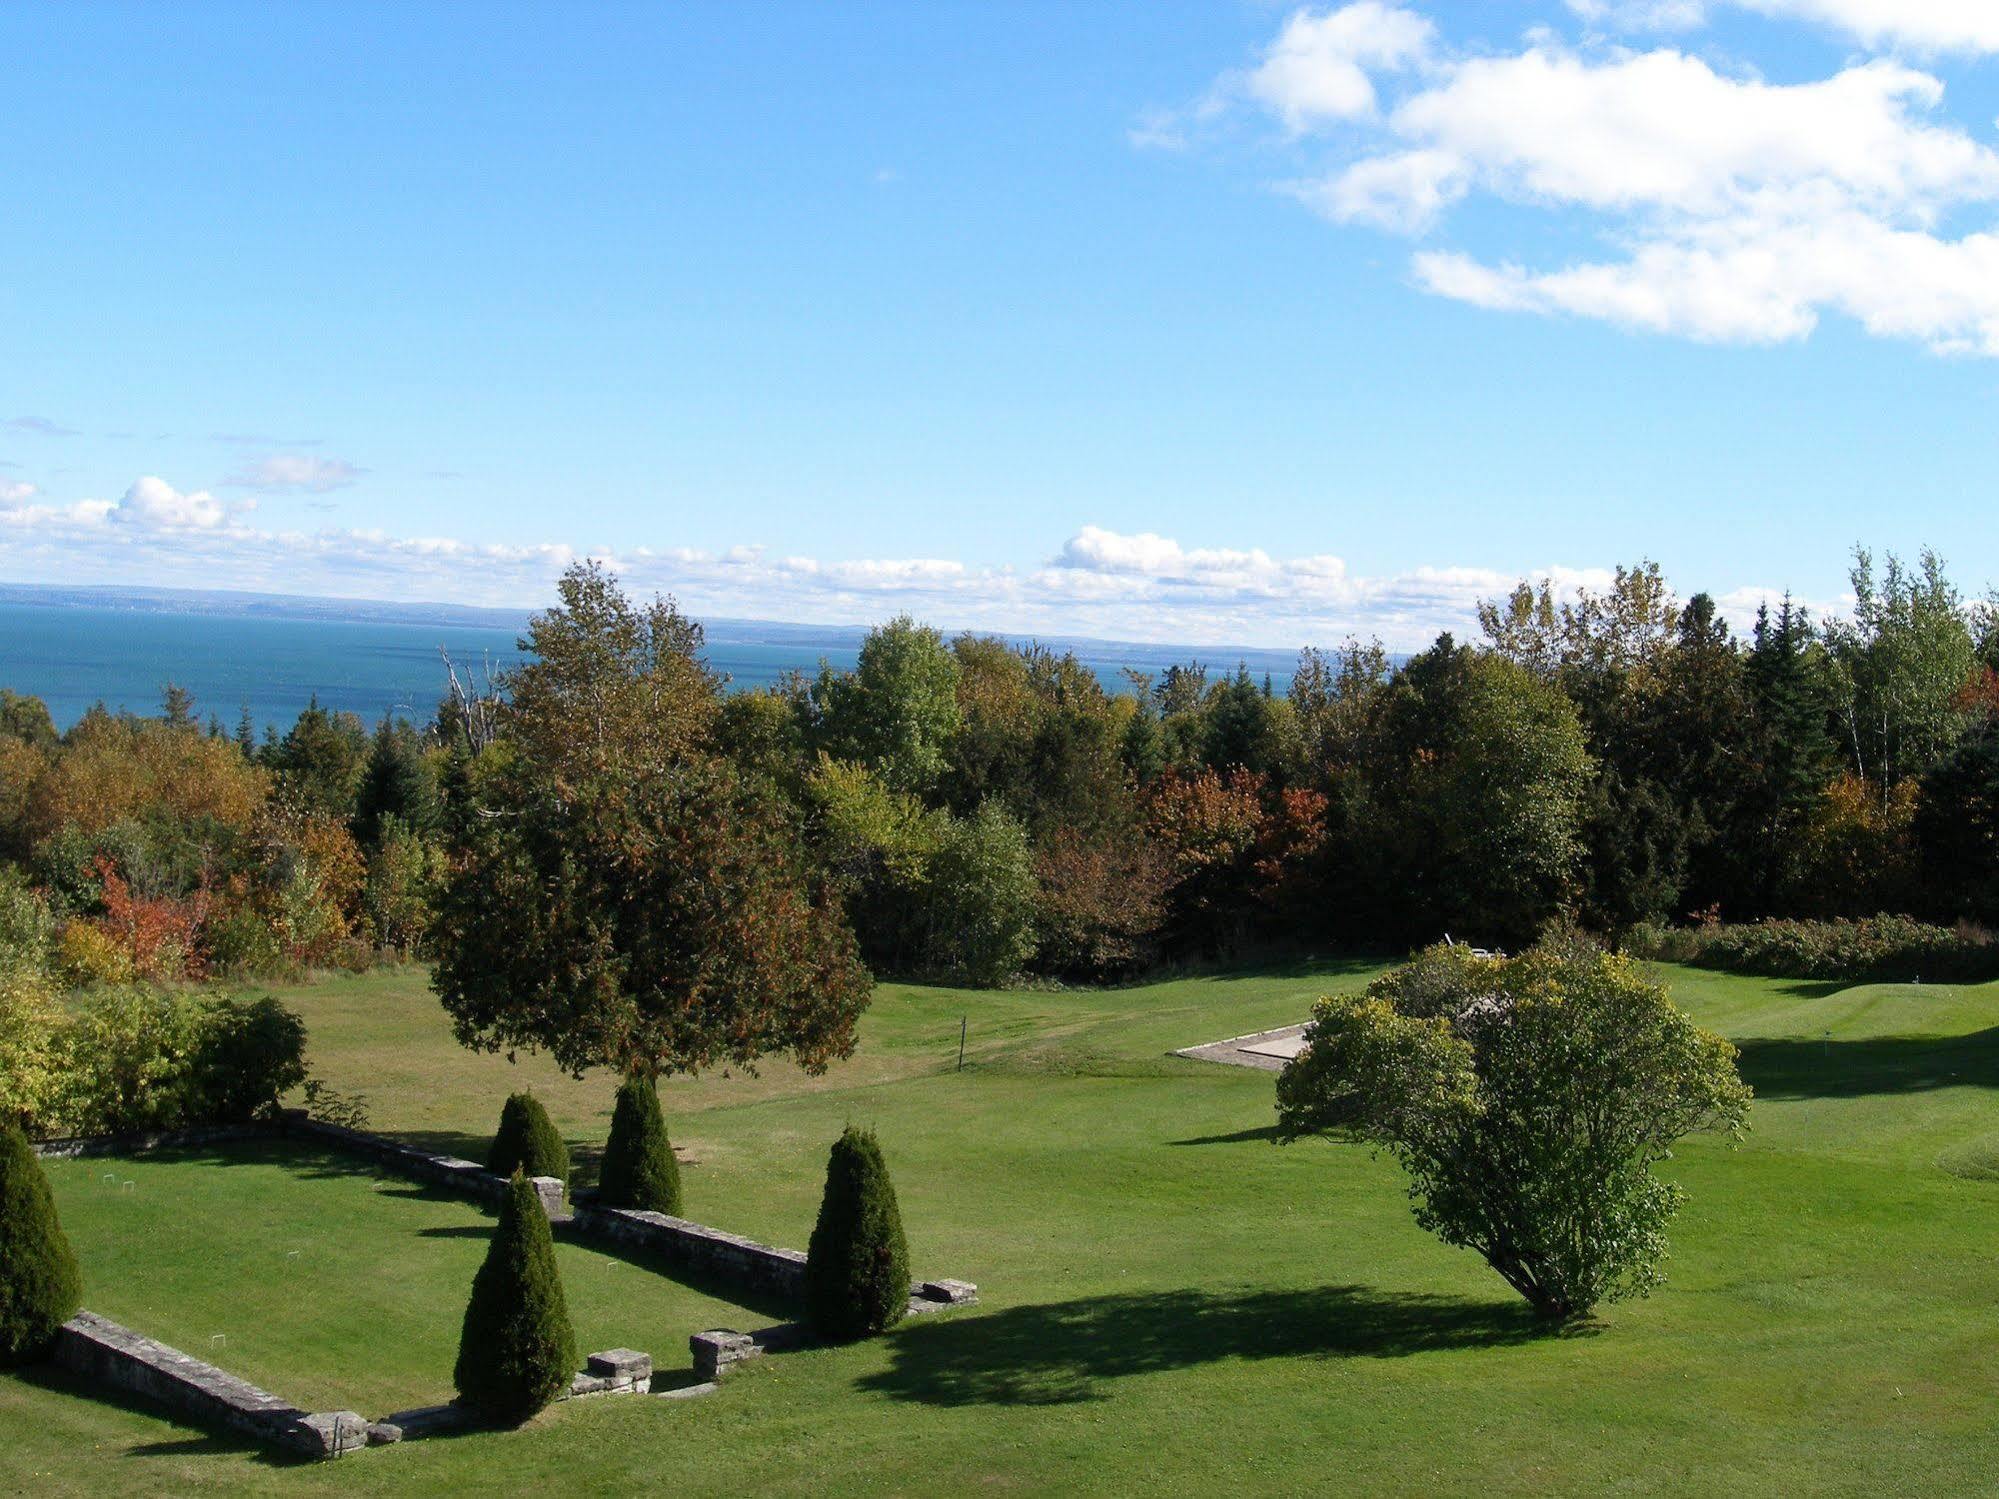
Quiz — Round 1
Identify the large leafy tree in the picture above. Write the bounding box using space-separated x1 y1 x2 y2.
1354 638 1592 946
1826 547 1976 788
431 563 871 1079
812 616 961 795
1278 944 1749 1321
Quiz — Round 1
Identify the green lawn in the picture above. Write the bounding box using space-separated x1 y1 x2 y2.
7 958 1999 1496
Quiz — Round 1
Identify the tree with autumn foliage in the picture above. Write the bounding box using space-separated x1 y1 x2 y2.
431 563 871 1079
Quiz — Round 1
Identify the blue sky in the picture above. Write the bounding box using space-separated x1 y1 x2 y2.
3 1 1998 648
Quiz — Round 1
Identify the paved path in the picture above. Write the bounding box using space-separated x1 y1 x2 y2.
1172 1023 1310 1073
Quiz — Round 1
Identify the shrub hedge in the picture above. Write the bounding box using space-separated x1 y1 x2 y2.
1627 914 1999 983
1 987 310 1140
0 1122 82 1365
597 1074 681 1214
454 1170 576 1423
804 1125 910 1340
487 1092 570 1186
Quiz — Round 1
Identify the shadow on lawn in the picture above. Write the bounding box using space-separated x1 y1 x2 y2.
858 1284 1568 1407
9 1364 297 1467
1735 1026 1999 1100
1167 1124 1281 1147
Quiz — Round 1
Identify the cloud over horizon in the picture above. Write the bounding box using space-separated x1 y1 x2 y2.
0 475 1846 649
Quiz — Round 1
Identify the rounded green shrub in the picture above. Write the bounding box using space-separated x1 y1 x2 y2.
454 1170 577 1424
804 1125 910 1340
0 1123 82 1365
597 1074 681 1214
487 1092 570 1186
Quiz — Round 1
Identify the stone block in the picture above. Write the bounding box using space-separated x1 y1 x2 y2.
528 1174 569 1222
292 1411 370 1458
690 1329 763 1382
587 1348 652 1383
917 1278 980 1305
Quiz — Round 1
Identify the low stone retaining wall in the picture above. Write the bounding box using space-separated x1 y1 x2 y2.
55 1311 368 1460
689 1280 980 1381
571 1201 809 1298
279 1113 567 1222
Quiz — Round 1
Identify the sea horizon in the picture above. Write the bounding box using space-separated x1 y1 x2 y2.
0 582 1309 733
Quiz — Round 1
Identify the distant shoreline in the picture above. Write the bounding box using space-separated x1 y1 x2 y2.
0 580 1313 666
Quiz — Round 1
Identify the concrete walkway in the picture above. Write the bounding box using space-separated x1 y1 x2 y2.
1172 1023 1310 1073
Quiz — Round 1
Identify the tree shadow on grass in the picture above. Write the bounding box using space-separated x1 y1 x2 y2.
1735 1026 1999 1100
8 1364 299 1467
858 1284 1574 1407
1168 1124 1281 1147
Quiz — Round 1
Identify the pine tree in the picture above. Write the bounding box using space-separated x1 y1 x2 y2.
454 1171 577 1423
356 716 441 849
0 1123 82 1365
596 1074 682 1214
804 1126 910 1340
487 1093 570 1186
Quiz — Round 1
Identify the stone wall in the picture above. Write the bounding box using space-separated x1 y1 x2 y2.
279 1113 567 1221
571 1202 809 1298
55 1311 368 1460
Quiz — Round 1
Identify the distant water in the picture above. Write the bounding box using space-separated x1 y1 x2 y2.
0 602 1299 734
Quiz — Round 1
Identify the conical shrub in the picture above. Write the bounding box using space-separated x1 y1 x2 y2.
804 1125 910 1340
0 1122 82 1365
487 1092 570 1186
454 1170 577 1424
597 1074 682 1214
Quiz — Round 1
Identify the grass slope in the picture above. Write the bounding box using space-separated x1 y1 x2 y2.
5 960 1999 1495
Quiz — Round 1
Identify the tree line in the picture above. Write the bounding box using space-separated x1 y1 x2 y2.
3 545 1997 1010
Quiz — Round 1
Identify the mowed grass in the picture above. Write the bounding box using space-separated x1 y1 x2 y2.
35 1140 777 1417
7 958 1999 1495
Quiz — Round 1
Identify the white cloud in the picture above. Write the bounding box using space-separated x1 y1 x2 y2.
0 480 1683 648
1245 3 1435 130
1197 7 1999 354
0 481 36 506
1744 1 1999 54
225 454 363 493
1592 2 1999 53
1566 0 1707 29
113 476 233 531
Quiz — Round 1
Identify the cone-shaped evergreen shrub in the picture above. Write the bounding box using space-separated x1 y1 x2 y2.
0 1123 82 1365
597 1074 681 1213
804 1125 910 1340
454 1170 577 1424
487 1092 570 1186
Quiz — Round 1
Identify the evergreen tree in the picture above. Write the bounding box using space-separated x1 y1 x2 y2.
804 1126 911 1340
355 716 441 849
1918 722 1999 924
269 697 370 820
0 1123 82 1365
1739 598 1837 912
454 1171 577 1423
597 1073 682 1213
160 683 196 730
487 1092 570 1186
